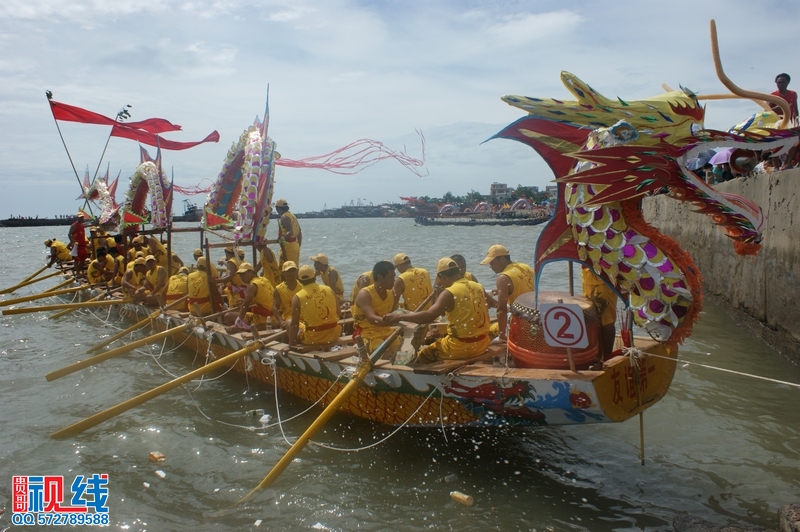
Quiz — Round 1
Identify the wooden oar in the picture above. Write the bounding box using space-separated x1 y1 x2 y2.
46 322 196 381
2 298 128 316
0 284 91 307
0 265 49 294
50 330 287 439
49 292 107 319
236 328 403 504
0 271 61 295
85 295 189 353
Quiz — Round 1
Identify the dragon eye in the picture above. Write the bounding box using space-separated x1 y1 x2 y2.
690 123 703 136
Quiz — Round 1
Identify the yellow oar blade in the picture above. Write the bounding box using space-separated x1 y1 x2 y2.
0 265 48 294
2 298 128 316
51 331 286 439
46 323 190 382
237 360 371 504
86 295 189 354
0 284 89 307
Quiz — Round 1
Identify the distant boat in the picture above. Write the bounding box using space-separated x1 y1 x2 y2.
173 200 202 223
0 216 78 228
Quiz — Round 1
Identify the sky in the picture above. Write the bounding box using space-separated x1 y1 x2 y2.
0 0 797 217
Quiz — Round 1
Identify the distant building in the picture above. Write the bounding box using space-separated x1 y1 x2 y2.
490 182 511 198
520 185 539 193
545 185 558 199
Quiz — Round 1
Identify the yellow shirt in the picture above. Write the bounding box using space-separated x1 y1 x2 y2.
146 266 167 295
275 281 302 320
166 274 189 305
123 269 144 297
501 262 535 306
87 256 114 284
260 248 281 288
50 240 71 261
249 276 274 316
187 271 213 316
320 265 344 297
112 256 125 286
445 279 490 340
353 284 395 343
296 282 341 344
398 267 433 311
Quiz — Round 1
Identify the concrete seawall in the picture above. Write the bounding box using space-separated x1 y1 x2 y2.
642 168 800 362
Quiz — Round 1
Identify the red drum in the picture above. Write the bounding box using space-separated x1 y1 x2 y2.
508 291 600 369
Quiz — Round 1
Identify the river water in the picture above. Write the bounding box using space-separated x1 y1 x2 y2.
0 218 798 531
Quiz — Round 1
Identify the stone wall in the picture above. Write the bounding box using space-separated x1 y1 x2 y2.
642 168 800 361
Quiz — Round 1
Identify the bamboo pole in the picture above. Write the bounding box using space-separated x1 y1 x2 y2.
0 285 90 307
0 271 61 295
49 292 107 319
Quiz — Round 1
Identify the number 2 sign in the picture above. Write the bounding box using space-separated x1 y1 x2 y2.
539 303 589 349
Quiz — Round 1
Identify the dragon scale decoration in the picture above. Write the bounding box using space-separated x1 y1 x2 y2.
493 25 798 344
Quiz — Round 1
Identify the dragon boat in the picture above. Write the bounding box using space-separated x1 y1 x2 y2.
25 21 800 437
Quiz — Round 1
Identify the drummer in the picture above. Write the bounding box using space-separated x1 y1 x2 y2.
272 261 302 330
310 253 344 304
384 257 490 364
480 244 534 341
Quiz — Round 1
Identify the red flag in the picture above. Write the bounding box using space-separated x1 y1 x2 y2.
111 124 219 151
49 100 182 134
204 206 232 229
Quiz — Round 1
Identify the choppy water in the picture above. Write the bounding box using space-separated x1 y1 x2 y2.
1 218 798 531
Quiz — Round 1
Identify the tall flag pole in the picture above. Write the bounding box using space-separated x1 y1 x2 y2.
45 91 95 216
89 105 131 188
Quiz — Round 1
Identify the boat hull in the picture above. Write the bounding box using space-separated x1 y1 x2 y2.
139 309 678 428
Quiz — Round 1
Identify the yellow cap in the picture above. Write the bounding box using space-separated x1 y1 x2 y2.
193 248 203 256
236 262 255 274
178 266 189 275
236 248 245 258
224 245 234 253
282 260 298 272
44 239 53 247
276 198 289 207
136 251 144 258
76 212 85 218
310 253 328 265
436 257 459 275
196 257 206 268
297 265 316 281
132 236 144 244
134 257 146 266
480 244 510 265
393 253 410 267
145 255 157 263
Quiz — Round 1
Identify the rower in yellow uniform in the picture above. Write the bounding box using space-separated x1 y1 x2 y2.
165 267 190 311
480 244 534 341
287 265 341 347
142 254 168 307
353 260 401 355
385 258 490 363
272 261 302 330
122 257 147 301
392 253 433 311
581 266 618 358
146 236 183 273
87 248 115 285
226 262 275 335
219 246 247 308
451 254 479 283
45 239 72 268
275 198 302 265
310 253 344 304
187 257 223 317
255 241 281 288
107 247 125 287
192 248 218 278
127 236 145 263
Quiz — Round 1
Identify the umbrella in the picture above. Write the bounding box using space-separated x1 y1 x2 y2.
686 156 710 170
709 147 734 165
